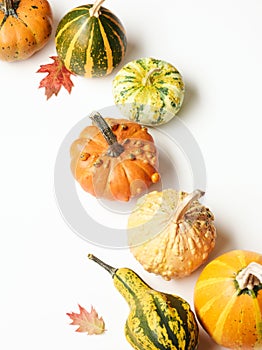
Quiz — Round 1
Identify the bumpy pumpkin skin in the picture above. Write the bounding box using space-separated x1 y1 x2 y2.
0 0 53 62
70 118 160 202
113 57 185 126
128 189 216 280
194 250 262 349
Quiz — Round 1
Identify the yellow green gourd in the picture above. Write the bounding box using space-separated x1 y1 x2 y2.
112 57 185 126
88 254 199 350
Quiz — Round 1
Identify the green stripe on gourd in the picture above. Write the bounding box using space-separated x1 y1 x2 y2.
115 270 194 349
55 0 127 78
88 254 199 350
113 57 185 126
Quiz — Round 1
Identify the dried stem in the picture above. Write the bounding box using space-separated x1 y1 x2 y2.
89 111 124 157
89 0 106 17
173 189 205 223
142 68 161 86
1 0 18 17
236 262 262 290
88 254 117 277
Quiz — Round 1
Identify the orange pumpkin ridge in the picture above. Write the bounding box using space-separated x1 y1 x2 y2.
0 0 53 62
194 250 262 349
70 112 160 202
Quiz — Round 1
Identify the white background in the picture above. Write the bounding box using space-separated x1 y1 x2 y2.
1 1 262 349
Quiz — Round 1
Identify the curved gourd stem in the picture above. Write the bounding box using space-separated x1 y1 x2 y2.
2 0 17 17
173 189 205 223
89 0 106 17
236 262 262 291
88 254 118 277
142 68 161 86
89 111 124 157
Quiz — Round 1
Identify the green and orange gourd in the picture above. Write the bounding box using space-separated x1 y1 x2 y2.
88 254 199 350
55 0 127 78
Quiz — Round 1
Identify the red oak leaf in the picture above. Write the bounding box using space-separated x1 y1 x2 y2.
67 304 105 335
37 56 75 100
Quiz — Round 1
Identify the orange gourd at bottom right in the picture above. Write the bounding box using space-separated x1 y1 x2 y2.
194 250 262 349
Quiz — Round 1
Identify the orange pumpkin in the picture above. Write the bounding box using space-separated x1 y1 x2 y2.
0 0 53 62
194 250 262 349
70 112 160 202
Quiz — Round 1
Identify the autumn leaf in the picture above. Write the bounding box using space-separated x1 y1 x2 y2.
67 304 106 335
37 56 75 100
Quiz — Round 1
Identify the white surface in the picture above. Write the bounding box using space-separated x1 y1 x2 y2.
1 1 262 349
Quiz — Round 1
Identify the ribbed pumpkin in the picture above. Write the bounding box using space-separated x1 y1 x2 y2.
194 250 262 349
88 254 199 350
127 189 216 279
55 0 127 78
112 57 185 126
0 0 53 62
70 112 160 202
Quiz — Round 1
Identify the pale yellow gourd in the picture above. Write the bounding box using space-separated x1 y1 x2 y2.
113 57 185 126
127 189 216 280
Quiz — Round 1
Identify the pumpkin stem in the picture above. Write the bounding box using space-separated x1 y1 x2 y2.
142 68 161 86
1 0 18 17
236 262 262 291
173 189 205 223
90 111 124 157
88 254 118 277
89 0 106 17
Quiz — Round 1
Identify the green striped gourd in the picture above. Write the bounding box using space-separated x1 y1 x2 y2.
55 0 127 78
112 57 185 126
88 254 199 350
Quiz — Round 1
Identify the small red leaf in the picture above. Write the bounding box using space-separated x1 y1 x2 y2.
37 56 75 100
67 304 105 335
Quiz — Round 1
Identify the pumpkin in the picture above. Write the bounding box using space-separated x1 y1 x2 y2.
88 254 199 350
194 250 262 349
70 112 160 202
127 189 216 279
0 0 53 62
112 57 185 126
55 0 127 78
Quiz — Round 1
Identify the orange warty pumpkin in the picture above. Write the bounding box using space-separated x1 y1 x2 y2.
70 112 160 202
194 250 262 349
0 0 53 62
